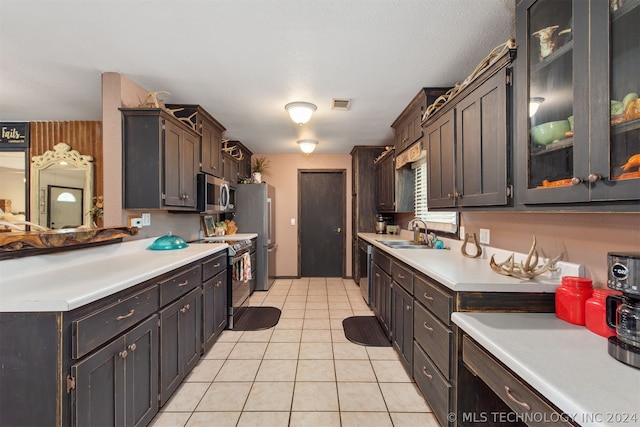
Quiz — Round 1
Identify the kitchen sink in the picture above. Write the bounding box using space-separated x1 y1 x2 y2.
377 240 433 249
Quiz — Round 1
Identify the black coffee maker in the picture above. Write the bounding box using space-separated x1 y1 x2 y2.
606 252 640 369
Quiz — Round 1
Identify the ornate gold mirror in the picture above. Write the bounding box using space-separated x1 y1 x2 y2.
30 143 94 229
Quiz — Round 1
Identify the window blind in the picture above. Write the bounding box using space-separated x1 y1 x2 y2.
413 158 458 233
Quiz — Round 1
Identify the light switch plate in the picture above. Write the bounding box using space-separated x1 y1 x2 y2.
141 213 151 226
479 228 490 245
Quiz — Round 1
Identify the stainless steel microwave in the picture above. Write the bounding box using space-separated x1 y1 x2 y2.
197 174 235 214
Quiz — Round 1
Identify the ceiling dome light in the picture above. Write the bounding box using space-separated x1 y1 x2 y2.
297 139 318 154
285 102 317 125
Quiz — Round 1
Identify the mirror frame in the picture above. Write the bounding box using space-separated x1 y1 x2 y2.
30 143 94 228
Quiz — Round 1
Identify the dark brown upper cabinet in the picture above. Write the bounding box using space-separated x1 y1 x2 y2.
166 104 226 179
423 50 515 209
392 88 449 154
121 108 199 210
515 0 640 209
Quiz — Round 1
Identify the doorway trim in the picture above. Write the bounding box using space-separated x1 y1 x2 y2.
297 169 347 278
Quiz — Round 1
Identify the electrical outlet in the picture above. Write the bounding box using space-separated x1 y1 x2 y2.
128 216 142 228
479 228 490 245
141 213 151 226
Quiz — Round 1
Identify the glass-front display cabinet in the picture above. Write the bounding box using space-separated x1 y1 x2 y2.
516 0 640 206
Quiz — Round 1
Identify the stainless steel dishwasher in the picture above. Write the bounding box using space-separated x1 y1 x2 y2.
358 239 372 306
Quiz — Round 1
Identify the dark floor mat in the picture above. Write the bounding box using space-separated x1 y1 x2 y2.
233 306 281 331
342 316 391 347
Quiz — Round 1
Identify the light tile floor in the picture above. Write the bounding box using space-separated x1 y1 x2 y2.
150 277 438 427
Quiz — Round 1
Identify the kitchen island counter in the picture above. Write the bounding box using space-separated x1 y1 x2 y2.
452 312 640 427
0 238 228 312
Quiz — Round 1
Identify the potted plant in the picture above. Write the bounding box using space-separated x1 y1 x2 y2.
251 156 270 183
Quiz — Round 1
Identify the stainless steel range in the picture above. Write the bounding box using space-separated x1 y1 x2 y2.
226 238 256 328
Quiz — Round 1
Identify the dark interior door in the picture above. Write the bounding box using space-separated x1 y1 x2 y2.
299 170 346 277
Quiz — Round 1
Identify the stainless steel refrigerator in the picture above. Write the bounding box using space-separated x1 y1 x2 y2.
234 183 276 291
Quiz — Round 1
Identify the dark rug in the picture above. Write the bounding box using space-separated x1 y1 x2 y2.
343 316 391 347
233 306 281 331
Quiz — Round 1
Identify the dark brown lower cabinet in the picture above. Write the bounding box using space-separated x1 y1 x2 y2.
202 269 227 352
71 315 159 427
414 341 453 427
159 287 202 406
460 335 574 427
372 262 391 338
391 281 413 374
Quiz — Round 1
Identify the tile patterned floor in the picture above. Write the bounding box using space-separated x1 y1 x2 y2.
150 277 438 427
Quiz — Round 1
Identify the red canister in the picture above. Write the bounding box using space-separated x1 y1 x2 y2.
585 288 620 338
555 276 593 325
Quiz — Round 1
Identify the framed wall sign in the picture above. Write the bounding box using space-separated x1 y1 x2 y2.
0 122 29 148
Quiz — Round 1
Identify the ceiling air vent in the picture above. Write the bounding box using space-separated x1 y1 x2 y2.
331 98 351 110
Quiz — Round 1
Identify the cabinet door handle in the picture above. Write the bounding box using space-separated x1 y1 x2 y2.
571 176 583 185
375 273 381 278
119 350 128 359
423 293 434 301
178 280 189 287
215 280 222 288
180 304 190 314
504 386 531 411
128 343 137 352
588 173 602 183
423 322 433 331
422 367 433 379
116 309 135 321
406 304 411 312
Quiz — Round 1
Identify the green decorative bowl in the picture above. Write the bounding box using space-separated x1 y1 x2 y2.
531 120 571 145
148 232 189 250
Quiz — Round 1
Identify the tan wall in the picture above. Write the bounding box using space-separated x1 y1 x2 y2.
461 212 640 287
252 153 353 278
101 72 202 242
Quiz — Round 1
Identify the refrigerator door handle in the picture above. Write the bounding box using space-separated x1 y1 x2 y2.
268 244 277 252
267 197 272 245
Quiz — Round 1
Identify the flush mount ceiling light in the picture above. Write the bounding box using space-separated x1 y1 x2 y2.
297 139 318 154
285 102 317 125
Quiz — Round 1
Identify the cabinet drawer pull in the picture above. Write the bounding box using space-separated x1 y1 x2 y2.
423 322 433 331
397 273 405 279
422 367 433 379
116 309 135 320
423 293 434 301
128 343 137 352
178 280 189 287
375 273 381 278
504 386 531 411
213 263 221 268
119 350 128 359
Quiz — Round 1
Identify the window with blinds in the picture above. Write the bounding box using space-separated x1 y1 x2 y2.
413 158 458 233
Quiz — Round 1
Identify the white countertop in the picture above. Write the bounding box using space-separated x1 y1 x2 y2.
0 238 228 312
452 312 640 427
359 232 583 293
199 233 258 242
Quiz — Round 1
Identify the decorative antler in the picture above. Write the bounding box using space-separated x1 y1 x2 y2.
489 236 562 280
138 91 171 108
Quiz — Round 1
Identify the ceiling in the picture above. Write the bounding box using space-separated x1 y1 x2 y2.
0 0 515 154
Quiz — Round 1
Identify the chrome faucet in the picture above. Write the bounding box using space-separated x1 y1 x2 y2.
408 218 429 245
